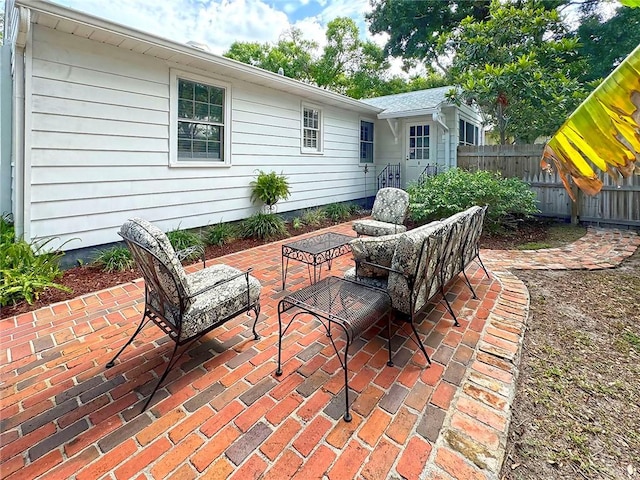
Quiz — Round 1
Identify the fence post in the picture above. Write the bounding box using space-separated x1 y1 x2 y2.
571 183 580 224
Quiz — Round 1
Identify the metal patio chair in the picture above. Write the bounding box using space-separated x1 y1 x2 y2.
106 217 261 411
352 187 409 237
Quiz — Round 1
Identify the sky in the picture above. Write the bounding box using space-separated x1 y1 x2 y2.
15 0 383 56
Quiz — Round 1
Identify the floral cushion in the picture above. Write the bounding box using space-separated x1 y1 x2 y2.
181 264 261 341
350 232 403 277
344 267 389 290
387 221 446 314
345 207 487 318
120 218 261 342
352 219 407 237
371 187 410 225
352 187 409 237
120 218 189 320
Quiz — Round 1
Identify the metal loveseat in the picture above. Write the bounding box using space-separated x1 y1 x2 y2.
344 206 489 364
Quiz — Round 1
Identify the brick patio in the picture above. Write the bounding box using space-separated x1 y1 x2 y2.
1 221 638 480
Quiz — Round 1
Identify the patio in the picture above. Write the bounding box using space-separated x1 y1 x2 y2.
1 221 638 480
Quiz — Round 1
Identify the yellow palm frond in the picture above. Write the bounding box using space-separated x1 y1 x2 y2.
541 42 640 200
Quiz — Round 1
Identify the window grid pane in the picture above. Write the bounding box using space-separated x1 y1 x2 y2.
408 124 429 162
303 107 321 151
177 78 226 161
360 121 374 163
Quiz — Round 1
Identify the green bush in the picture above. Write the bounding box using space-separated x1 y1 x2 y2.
348 203 363 215
204 222 237 246
166 227 202 250
1 216 70 306
250 170 291 212
325 203 351 222
166 227 203 261
291 217 303 230
240 213 288 240
92 246 134 273
407 168 539 231
301 208 327 227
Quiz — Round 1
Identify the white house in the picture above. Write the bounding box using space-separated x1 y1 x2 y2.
1 0 483 253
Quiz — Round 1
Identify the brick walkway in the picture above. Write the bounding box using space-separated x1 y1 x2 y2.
1 223 638 480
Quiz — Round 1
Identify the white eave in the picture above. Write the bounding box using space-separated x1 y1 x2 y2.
377 107 439 120
15 0 383 115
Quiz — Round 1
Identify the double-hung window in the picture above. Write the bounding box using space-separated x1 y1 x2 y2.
302 105 322 153
360 120 374 164
459 119 480 146
171 70 231 166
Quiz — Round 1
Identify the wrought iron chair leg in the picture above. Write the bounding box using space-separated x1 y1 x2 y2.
440 286 460 327
461 269 478 299
106 313 151 368
141 340 181 412
251 304 261 340
476 254 490 278
409 320 431 365
386 312 394 367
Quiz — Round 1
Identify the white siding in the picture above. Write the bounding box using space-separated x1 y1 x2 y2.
27 26 369 250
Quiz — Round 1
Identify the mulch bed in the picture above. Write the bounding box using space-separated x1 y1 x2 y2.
1 216 553 319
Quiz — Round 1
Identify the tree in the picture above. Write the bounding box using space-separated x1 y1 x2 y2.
224 28 316 82
575 6 640 82
312 17 391 97
366 0 491 73
445 0 587 144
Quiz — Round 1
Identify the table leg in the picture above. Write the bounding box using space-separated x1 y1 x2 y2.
276 301 284 376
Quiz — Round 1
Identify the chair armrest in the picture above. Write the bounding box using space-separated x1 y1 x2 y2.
188 268 254 298
177 245 206 267
355 260 402 277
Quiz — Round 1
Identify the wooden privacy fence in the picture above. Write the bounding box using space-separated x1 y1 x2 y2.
457 145 640 228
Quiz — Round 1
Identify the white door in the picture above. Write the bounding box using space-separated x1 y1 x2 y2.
405 122 431 184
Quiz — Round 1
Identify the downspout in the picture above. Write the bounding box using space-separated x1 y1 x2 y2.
433 108 450 168
385 118 399 144
12 6 30 241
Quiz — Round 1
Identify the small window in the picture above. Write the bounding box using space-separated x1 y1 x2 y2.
360 120 374 164
459 118 479 145
302 105 322 153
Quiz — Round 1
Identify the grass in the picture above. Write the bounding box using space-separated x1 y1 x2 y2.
516 223 586 250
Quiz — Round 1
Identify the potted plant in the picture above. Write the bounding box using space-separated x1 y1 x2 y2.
250 170 291 213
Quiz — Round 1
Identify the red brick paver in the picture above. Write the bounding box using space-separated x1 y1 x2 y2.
1 224 637 480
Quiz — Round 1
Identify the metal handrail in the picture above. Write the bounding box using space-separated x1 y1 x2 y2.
377 163 401 190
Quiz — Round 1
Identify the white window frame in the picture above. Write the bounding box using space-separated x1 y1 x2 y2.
170 69 232 167
359 118 375 165
458 117 480 146
301 103 323 154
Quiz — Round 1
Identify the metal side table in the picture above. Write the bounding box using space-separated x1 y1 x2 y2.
276 276 393 421
281 232 354 290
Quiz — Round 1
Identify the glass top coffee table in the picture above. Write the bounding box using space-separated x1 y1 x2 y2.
281 232 355 290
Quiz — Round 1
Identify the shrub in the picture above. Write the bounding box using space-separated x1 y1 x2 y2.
166 227 202 250
166 227 203 261
1 216 70 306
325 203 351 222
291 217 303 230
204 222 238 246
407 168 539 231
301 208 327 227
250 170 291 212
92 246 134 273
240 213 288 240
348 203 363 215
